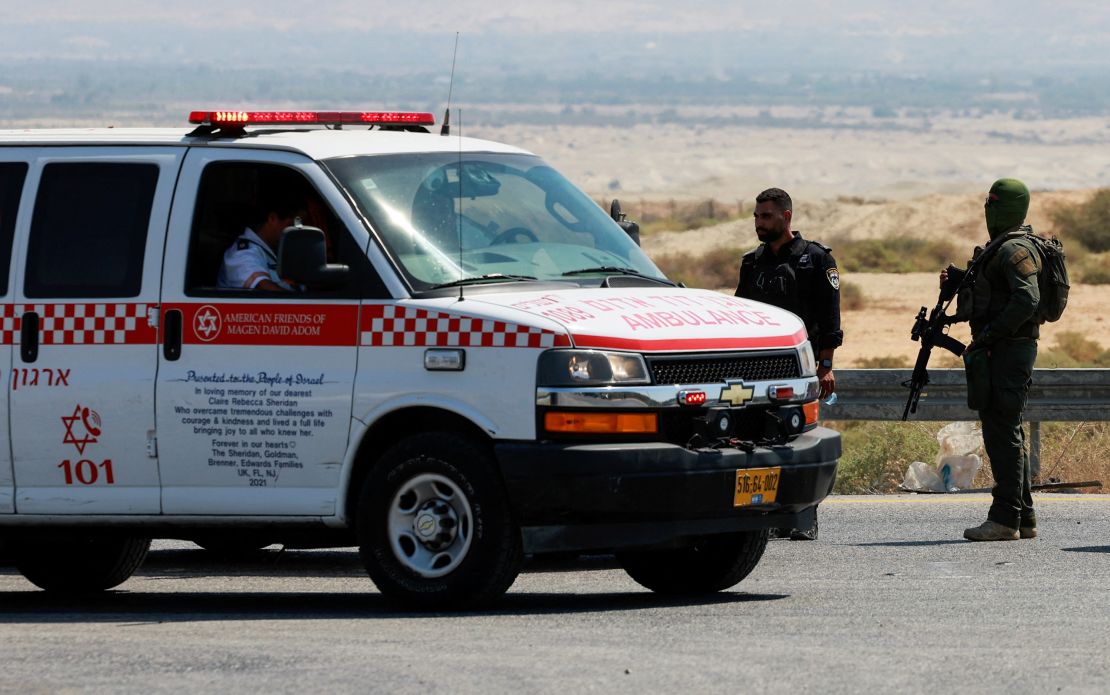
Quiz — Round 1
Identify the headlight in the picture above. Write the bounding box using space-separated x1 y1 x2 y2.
797 342 816 377
538 350 650 386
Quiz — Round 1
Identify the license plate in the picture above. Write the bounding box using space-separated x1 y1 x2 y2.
734 467 781 507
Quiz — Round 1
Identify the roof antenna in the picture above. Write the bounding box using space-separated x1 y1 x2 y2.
441 32 459 136
456 107 464 302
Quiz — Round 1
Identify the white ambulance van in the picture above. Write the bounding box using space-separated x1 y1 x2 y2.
0 110 839 608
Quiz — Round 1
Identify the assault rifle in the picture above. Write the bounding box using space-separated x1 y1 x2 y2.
902 233 1010 420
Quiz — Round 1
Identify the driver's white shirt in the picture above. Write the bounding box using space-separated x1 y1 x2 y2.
217 228 296 290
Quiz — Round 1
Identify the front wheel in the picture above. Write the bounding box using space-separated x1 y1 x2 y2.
14 536 151 594
357 432 523 610
616 530 769 594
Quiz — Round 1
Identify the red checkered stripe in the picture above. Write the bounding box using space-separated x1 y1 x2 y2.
360 304 569 349
0 303 157 345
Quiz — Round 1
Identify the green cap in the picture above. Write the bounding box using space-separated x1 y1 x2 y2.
984 178 1030 238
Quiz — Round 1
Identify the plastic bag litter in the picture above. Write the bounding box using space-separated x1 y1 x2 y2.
901 422 983 492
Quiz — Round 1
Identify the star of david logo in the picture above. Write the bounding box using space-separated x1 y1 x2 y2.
62 404 101 454
194 304 221 342
720 381 755 408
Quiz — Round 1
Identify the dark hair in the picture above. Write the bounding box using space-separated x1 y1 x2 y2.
755 188 792 213
250 170 308 229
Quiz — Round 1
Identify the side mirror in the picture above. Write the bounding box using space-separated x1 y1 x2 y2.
609 199 641 247
278 225 350 287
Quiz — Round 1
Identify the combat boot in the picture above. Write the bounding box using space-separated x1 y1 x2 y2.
1019 525 1038 539
963 520 1019 541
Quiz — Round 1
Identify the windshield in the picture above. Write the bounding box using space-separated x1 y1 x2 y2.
324 153 667 291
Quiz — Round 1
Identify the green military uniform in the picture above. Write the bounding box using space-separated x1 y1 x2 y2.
962 179 1040 539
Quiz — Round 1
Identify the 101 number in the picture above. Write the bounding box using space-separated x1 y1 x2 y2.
58 459 115 485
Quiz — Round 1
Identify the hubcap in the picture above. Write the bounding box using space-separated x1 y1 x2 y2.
387 473 473 578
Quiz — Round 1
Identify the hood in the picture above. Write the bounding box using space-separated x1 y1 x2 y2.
459 287 808 352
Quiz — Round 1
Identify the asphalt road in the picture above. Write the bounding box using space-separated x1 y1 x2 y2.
1 494 1108 694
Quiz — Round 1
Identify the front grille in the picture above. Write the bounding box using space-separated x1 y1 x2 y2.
648 351 800 385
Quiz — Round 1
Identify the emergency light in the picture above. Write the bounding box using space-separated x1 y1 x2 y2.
187 110 436 127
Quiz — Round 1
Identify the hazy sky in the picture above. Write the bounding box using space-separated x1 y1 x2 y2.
1 0 1108 75
3 0 1109 36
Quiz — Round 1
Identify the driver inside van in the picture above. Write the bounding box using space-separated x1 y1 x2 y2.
217 184 306 291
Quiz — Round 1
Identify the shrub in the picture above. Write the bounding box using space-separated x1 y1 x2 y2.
618 198 746 235
1080 265 1110 284
855 355 910 368
836 237 963 273
1050 188 1110 252
654 247 743 290
1036 331 1110 368
840 281 865 310
829 421 943 494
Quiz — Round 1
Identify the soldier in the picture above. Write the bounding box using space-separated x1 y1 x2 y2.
947 178 1041 541
736 188 843 540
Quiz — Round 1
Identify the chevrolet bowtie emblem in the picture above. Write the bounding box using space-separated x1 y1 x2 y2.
720 381 755 407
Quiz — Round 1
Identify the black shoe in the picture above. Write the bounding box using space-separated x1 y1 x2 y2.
788 519 818 541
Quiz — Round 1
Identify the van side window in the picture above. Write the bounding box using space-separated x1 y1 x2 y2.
25 162 158 298
186 161 387 298
0 162 28 296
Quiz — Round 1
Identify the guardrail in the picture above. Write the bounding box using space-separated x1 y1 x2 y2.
822 368 1110 477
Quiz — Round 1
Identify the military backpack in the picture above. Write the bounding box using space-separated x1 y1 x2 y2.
1026 232 1069 323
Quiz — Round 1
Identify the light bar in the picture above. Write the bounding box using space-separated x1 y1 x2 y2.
188 110 436 127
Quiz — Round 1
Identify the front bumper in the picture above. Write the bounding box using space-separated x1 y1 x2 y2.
495 426 840 553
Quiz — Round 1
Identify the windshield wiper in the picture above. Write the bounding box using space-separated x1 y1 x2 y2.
561 266 675 285
429 273 538 290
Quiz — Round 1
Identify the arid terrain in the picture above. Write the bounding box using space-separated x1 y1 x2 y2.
475 109 1110 202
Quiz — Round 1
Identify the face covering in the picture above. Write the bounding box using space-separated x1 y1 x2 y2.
984 178 1030 238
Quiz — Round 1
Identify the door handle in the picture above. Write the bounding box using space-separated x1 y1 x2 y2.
20 311 38 363
163 309 182 361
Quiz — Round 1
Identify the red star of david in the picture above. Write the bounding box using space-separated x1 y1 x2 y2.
61 404 100 454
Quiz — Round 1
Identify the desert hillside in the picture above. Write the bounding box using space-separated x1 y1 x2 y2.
641 189 1086 256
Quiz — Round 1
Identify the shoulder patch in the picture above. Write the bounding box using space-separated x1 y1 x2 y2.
826 267 840 290
1009 246 1038 277
237 239 251 250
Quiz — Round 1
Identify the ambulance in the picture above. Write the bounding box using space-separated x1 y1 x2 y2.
0 110 839 608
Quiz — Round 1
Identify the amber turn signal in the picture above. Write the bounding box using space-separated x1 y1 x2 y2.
803 400 820 426
544 411 658 434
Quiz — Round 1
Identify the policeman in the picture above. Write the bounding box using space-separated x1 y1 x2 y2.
218 185 305 292
953 178 1040 542
736 188 843 397
735 187 843 541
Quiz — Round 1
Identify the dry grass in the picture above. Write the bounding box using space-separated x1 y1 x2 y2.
1037 423 1110 488
831 420 1109 495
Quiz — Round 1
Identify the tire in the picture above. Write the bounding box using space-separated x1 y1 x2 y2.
617 529 769 595
357 432 523 610
14 536 151 594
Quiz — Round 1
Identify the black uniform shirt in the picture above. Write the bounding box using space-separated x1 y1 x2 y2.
734 232 844 352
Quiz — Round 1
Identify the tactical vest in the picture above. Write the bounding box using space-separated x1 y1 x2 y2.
740 239 828 318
